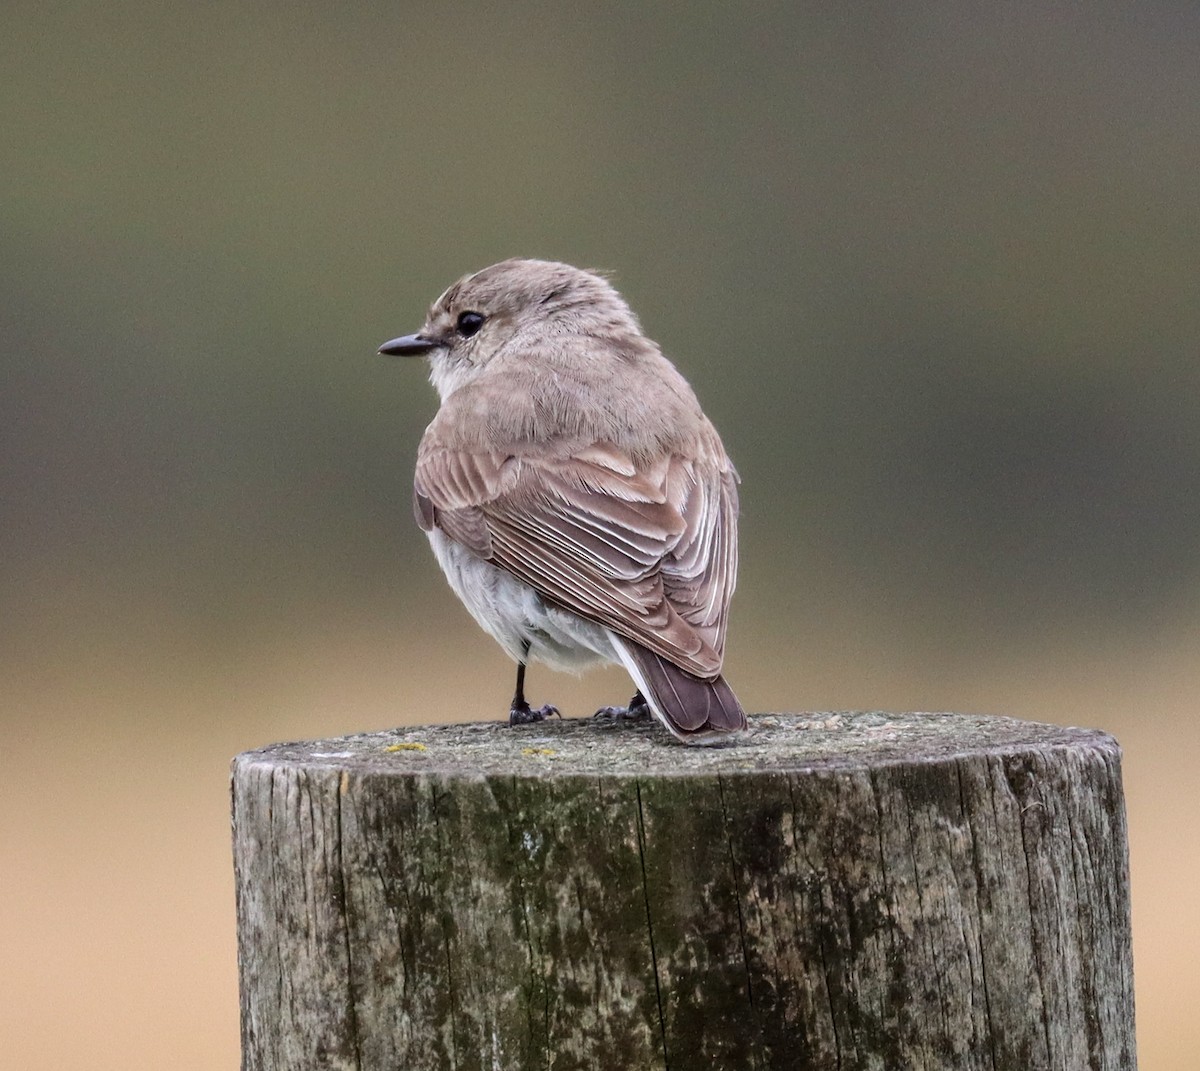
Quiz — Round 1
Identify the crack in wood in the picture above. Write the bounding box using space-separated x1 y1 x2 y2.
635 780 671 1071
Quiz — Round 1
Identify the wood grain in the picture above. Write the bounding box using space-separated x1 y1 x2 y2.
232 712 1135 1070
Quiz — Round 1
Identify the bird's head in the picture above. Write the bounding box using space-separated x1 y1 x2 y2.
378 258 642 399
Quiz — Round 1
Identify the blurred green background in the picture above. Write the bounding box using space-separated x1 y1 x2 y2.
3 2 1197 1066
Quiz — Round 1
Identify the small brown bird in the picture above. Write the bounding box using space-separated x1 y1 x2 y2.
379 259 746 742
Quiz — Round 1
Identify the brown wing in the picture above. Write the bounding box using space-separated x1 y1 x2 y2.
414 438 738 678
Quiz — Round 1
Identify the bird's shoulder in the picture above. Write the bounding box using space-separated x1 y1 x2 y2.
415 329 735 524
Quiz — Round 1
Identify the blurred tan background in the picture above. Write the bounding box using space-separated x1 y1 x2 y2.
3 2 1198 1067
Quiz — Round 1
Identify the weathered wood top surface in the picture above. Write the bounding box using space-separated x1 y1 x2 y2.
234 711 1119 777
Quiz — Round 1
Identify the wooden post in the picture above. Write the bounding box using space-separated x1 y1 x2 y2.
231 712 1135 1070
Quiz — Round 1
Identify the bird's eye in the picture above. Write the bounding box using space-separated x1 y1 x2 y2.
456 311 485 337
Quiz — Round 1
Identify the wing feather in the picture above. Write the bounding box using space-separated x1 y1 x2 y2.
415 436 737 677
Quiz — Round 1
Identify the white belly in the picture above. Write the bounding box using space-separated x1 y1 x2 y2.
427 529 619 672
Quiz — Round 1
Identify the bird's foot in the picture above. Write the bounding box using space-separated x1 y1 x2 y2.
508 702 560 726
593 693 653 722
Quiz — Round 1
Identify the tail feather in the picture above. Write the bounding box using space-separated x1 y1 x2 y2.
612 636 747 742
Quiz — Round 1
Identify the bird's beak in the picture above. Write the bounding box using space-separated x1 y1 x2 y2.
378 333 440 357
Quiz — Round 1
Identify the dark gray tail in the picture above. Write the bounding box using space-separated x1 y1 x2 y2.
620 639 747 741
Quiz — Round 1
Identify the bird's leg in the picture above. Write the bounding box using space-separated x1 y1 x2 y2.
593 690 652 722
508 640 560 725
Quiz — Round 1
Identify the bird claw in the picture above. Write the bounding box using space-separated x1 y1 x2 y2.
593 696 652 722
508 703 560 726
